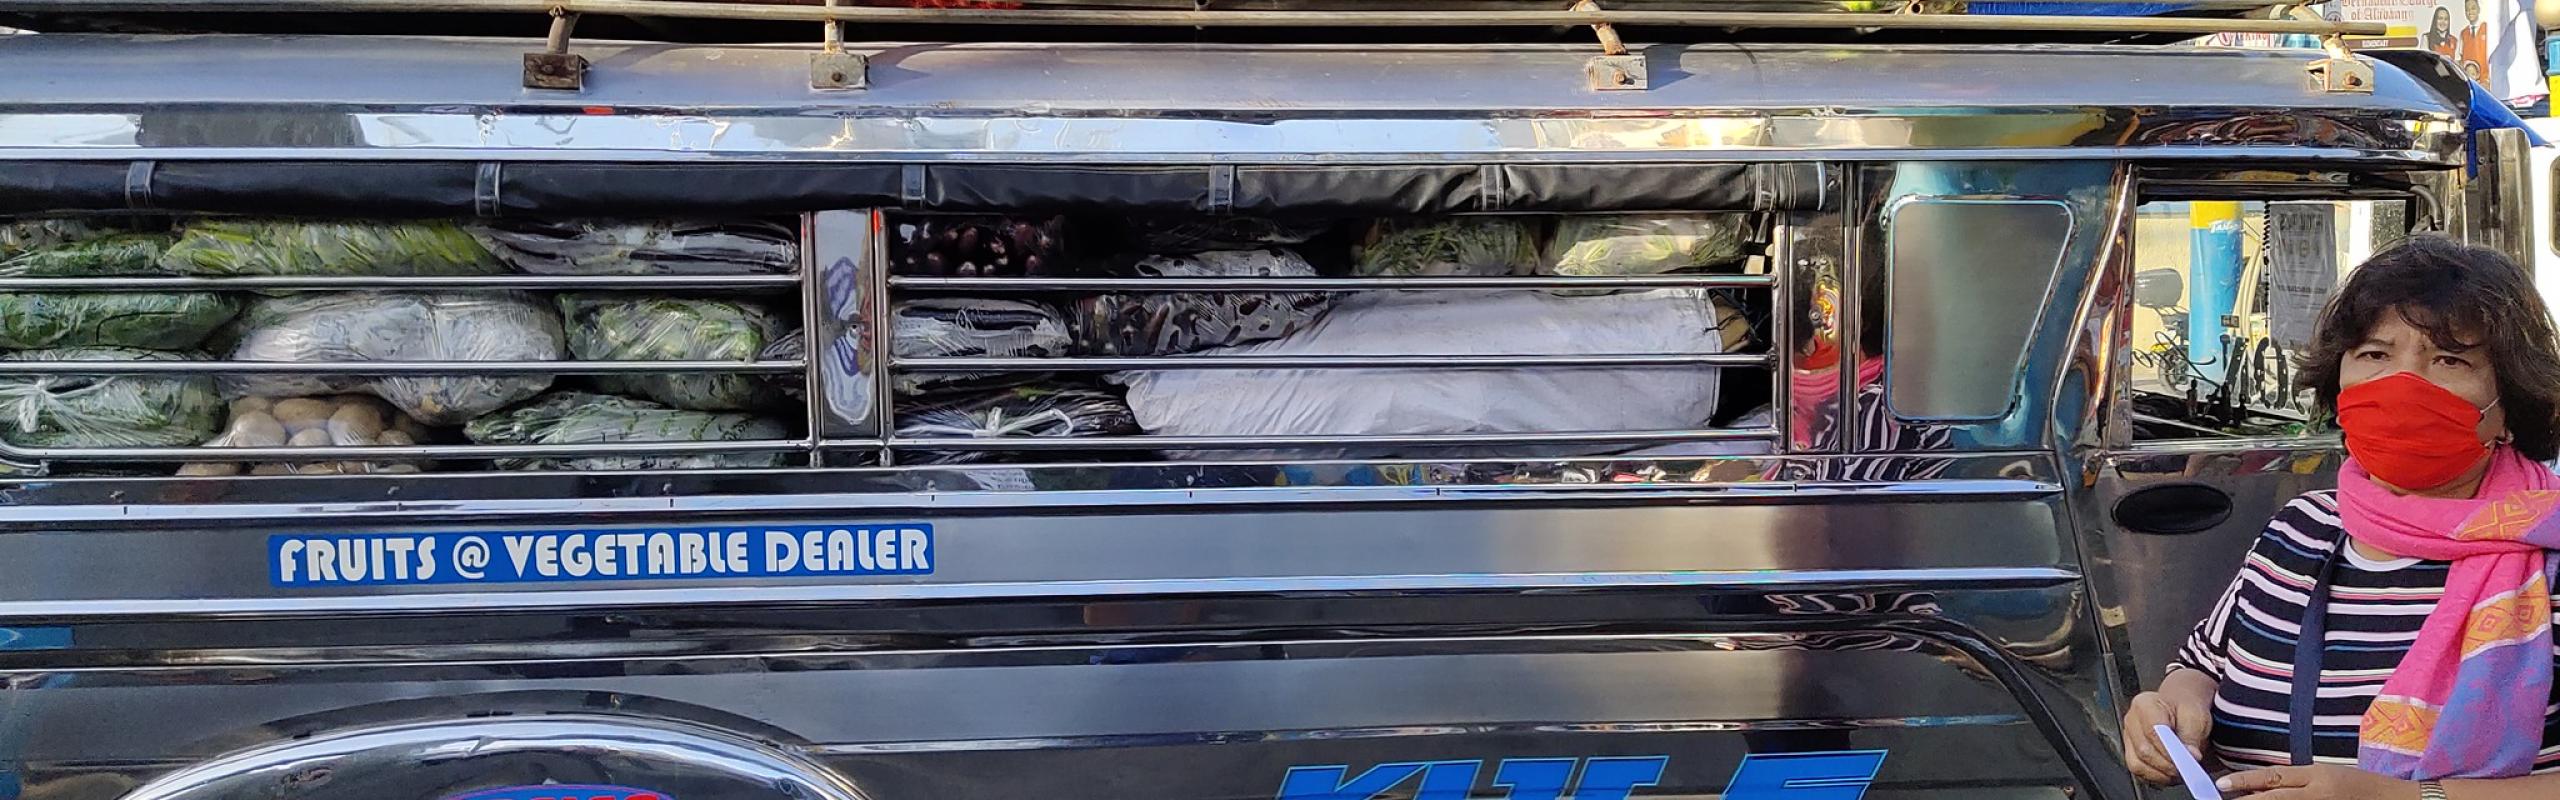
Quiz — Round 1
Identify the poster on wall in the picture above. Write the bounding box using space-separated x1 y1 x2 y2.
2205 0 2544 108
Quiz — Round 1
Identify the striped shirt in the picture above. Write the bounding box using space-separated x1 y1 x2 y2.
2169 491 2560 771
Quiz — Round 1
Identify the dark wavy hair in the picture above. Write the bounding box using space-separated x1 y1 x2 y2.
2299 236 2560 460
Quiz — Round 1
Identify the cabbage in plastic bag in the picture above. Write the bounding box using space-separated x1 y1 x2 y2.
1546 214 1749 276
1354 218 1540 277
473 220 799 275
558 294 785 411
0 292 239 350
161 220 500 277
464 391 788 471
894 298 1069 396
225 292 565 424
0 234 176 277
0 348 224 448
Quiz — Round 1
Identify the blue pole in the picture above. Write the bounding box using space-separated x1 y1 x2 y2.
2188 202 2244 376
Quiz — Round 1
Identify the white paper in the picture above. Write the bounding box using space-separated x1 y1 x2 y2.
2154 724 2223 800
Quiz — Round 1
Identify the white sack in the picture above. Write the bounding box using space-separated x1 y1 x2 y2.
1112 289 1725 460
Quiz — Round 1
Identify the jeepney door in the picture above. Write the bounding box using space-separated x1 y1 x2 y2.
2086 186 2421 690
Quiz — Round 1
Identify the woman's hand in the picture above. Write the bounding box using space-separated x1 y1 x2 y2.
2215 764 2417 799
2121 687 2212 785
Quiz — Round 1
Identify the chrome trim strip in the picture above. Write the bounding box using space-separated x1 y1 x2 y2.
0 566 2079 620
801 716 2037 754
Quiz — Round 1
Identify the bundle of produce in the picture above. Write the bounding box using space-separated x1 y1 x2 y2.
896 385 1139 465
1129 216 1332 254
0 348 224 449
557 295 785 411
0 220 101 259
160 220 500 277
888 216 1066 277
1352 218 1540 277
0 234 175 277
0 292 239 351
892 297 1070 396
181 394 434 477
1112 289 1727 460
1546 214 1750 277
464 391 788 471
225 291 565 425
1070 249 1331 356
472 220 799 275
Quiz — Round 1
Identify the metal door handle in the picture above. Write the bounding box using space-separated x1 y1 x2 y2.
2112 483 2234 535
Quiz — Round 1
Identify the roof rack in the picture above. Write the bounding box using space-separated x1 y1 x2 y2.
0 0 2387 91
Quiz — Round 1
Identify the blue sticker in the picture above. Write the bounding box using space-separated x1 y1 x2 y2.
0 627 69 651
1723 750 1889 800
269 524 932 587
1277 757 1664 800
444 785 668 800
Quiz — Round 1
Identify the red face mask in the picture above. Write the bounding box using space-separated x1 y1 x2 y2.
2337 371 2497 491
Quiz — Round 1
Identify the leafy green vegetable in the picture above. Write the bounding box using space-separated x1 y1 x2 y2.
0 292 239 350
556 295 784 411
1354 219 1540 277
0 220 101 260
1546 215 1749 277
464 391 788 471
0 234 176 277
161 220 500 277
0 348 224 448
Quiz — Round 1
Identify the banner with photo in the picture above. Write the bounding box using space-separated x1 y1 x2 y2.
2206 0 2543 108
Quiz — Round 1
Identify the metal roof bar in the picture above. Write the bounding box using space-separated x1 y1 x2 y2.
2 0 2389 36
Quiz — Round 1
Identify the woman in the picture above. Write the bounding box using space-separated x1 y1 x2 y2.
2424 6 2456 56
2122 237 2560 799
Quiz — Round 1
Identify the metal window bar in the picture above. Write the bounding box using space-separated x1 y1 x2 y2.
865 211 1789 460
0 225 817 469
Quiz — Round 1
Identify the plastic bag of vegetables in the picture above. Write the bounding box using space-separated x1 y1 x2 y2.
557 294 785 411
889 216 1066 277
160 220 500 277
0 348 224 448
181 394 433 477
224 291 565 425
0 292 239 350
897 385 1139 465
472 220 800 275
893 298 1070 396
1353 218 1540 277
1546 214 1750 276
1071 249 1331 356
464 391 788 471
0 220 100 259
0 234 176 277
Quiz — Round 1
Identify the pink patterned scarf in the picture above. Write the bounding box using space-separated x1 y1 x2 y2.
2336 447 2560 779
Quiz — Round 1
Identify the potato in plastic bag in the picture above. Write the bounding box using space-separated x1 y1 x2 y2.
184 394 429 476
225 292 565 425
1353 218 1540 277
896 385 1139 465
161 220 500 277
0 347 224 448
473 220 799 275
0 292 239 350
1545 214 1750 276
557 294 785 411
464 391 787 471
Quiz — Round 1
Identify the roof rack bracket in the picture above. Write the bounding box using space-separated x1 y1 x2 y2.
2289 5 2371 94
810 0 867 90
522 7 588 91
1574 0 1646 91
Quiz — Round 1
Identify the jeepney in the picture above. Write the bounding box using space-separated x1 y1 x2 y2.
0 3 2525 799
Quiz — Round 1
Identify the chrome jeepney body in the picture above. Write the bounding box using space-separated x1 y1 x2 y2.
0 9 2495 800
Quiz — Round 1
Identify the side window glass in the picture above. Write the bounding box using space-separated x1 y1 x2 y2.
1887 200 2073 420
2128 199 2407 441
